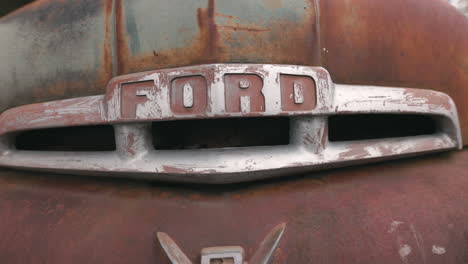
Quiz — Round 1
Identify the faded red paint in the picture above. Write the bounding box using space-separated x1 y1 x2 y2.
162 165 190 174
280 74 316 111
0 150 467 262
319 0 468 144
126 133 136 156
224 74 265 113
120 81 153 119
170 76 208 115
0 1 466 261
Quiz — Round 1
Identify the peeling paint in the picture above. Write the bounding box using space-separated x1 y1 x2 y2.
0 64 461 183
2 0 468 146
399 244 412 262
432 245 446 255
388 220 404 233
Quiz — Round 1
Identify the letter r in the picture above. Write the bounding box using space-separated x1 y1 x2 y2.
224 74 265 113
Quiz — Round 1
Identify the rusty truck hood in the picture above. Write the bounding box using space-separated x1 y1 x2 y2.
1 0 468 145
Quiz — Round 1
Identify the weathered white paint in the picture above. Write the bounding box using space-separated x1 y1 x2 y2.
182 83 194 108
410 224 426 263
240 96 251 113
388 221 404 233
0 64 462 183
399 244 412 260
239 80 250 89
432 245 446 255
293 82 304 104
449 0 468 16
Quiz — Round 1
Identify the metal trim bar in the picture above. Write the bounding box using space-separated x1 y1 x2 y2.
0 64 462 183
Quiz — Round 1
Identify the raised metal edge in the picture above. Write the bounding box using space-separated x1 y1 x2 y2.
0 64 462 183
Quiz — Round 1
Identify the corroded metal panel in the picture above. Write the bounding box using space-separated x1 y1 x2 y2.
319 0 468 144
115 0 320 74
0 0 115 112
0 0 320 110
1 0 468 145
0 150 467 262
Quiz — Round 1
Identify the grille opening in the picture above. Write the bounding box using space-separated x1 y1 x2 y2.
328 114 437 142
152 117 290 150
15 125 116 151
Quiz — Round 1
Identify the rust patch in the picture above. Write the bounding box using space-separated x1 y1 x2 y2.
217 24 270 32
320 0 468 144
162 165 190 174
0 151 468 262
321 125 328 148
116 0 320 75
4 0 466 147
338 146 370 160
103 0 114 85
115 0 127 75
197 0 219 61
263 0 283 9
126 133 136 156
115 0 224 74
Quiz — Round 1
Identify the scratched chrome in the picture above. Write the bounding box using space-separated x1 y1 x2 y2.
157 223 286 264
0 64 462 183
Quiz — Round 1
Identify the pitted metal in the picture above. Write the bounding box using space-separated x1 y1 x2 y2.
0 64 462 183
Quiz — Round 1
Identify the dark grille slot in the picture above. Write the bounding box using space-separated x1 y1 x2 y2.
152 117 290 150
15 125 116 151
328 114 437 142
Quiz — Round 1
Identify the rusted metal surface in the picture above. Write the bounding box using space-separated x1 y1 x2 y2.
0 64 461 183
114 0 320 74
0 1 466 262
248 223 286 264
0 150 467 262
319 0 468 144
0 0 319 112
1 0 468 144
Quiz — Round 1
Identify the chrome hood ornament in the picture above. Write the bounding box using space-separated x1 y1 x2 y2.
157 223 286 264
